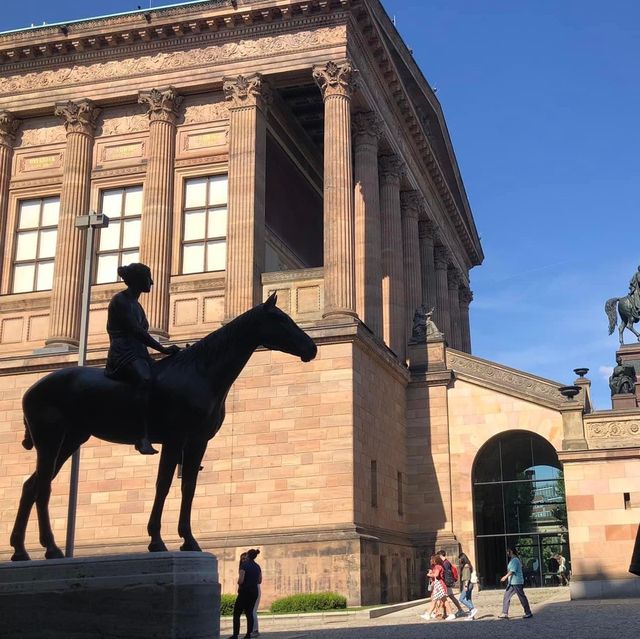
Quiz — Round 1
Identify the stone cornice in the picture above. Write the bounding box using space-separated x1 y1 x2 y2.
0 1 352 69
447 348 567 410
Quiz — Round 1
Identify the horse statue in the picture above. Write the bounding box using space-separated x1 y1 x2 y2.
10 293 317 561
606 285 640 346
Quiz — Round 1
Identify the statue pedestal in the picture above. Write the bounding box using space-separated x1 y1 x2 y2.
615 344 640 408
612 392 637 410
0 552 220 639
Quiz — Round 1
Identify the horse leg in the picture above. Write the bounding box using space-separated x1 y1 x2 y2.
620 321 626 345
178 439 207 552
147 443 180 552
10 473 38 561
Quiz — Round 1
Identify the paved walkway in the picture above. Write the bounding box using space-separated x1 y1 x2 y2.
222 588 640 639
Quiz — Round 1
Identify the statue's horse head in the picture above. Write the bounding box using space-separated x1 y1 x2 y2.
256 293 317 362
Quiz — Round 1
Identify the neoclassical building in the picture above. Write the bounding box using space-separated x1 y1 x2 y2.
0 0 637 605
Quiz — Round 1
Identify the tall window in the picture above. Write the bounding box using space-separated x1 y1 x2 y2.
12 197 59 293
96 186 143 284
182 175 228 274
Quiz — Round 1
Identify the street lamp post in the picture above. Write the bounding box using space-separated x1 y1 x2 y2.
64 212 109 558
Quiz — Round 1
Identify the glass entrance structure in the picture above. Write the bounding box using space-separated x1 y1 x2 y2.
472 431 570 588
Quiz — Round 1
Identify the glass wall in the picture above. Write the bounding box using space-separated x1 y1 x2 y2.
473 431 570 588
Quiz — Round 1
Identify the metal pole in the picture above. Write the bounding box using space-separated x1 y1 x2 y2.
65 213 108 558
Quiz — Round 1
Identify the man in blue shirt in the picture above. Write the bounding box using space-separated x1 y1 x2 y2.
498 548 533 619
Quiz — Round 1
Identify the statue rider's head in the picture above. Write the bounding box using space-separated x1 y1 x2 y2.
118 263 153 293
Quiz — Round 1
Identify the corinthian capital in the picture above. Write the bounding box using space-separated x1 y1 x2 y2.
460 287 473 306
419 218 436 240
434 244 450 270
313 60 357 100
0 110 20 147
352 111 382 146
378 154 404 183
448 267 462 290
54 99 100 136
400 190 421 219
138 87 183 124
223 73 273 111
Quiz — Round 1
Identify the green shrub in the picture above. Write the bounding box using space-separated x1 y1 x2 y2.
220 594 236 616
270 592 347 613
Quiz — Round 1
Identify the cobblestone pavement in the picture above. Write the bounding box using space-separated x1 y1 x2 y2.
223 588 640 639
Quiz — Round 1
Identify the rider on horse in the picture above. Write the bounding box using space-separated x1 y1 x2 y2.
105 263 180 455
629 266 640 321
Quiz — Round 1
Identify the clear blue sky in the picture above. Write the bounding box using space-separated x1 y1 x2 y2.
2 1 639 409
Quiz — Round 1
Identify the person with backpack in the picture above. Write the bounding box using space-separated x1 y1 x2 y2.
438 549 464 618
458 553 478 619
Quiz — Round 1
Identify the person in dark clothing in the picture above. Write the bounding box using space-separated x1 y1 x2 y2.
230 548 262 639
105 263 179 455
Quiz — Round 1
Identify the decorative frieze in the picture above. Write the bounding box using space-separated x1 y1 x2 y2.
587 421 640 439
182 97 230 125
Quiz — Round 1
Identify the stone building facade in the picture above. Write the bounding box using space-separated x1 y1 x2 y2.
0 0 637 606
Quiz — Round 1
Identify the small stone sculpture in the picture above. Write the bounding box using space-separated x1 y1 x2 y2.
609 355 636 396
410 306 442 343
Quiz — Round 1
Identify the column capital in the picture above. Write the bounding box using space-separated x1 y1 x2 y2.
434 245 450 270
352 111 382 146
379 154 404 184
0 110 20 147
138 87 183 124
54 99 100 136
313 60 357 100
460 286 473 306
223 73 273 111
448 266 462 290
400 190 420 219
419 217 437 240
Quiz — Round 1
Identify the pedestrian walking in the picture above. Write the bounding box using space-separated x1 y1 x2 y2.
229 548 262 639
438 549 464 618
499 548 533 619
458 553 478 619
555 553 569 586
420 555 449 621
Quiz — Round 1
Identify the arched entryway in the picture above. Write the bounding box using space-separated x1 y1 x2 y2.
472 431 570 589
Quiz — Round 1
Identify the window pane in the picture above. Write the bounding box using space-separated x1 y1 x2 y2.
122 250 139 265
182 243 204 274
473 483 504 536
36 260 54 291
123 186 143 216
101 190 124 216
122 218 140 249
38 228 57 259
96 253 119 284
18 201 40 229
99 220 121 251
185 178 207 208
206 240 226 271
184 210 206 241
41 198 60 226
15 231 38 261
12 263 35 293
208 207 227 238
208 175 228 206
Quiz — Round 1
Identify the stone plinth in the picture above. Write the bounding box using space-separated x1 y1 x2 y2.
616 343 640 407
612 392 637 410
0 552 220 639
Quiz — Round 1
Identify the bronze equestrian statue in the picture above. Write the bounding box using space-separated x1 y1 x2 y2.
9 267 317 561
606 265 640 345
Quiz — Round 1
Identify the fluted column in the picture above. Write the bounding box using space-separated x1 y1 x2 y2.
138 87 182 337
460 286 473 353
352 111 383 337
47 99 100 347
0 111 20 288
433 245 451 342
418 218 437 311
313 61 357 319
379 154 405 358
400 191 421 341
448 266 462 349
223 73 272 319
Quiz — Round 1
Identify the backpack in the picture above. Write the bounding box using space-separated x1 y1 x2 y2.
470 569 478 584
443 559 457 587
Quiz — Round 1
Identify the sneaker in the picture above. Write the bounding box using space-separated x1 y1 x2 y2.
523 613 533 619
498 613 509 619
455 610 466 618
445 614 457 621
469 608 478 619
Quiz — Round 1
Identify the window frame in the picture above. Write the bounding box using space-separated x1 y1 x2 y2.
10 196 61 294
179 173 228 276
94 184 144 285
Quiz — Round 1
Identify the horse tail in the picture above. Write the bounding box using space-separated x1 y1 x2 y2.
605 298 619 335
22 417 33 450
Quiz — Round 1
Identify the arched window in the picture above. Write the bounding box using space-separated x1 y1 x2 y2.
472 431 570 588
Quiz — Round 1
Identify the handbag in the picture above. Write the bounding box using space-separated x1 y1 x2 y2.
470 569 478 584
